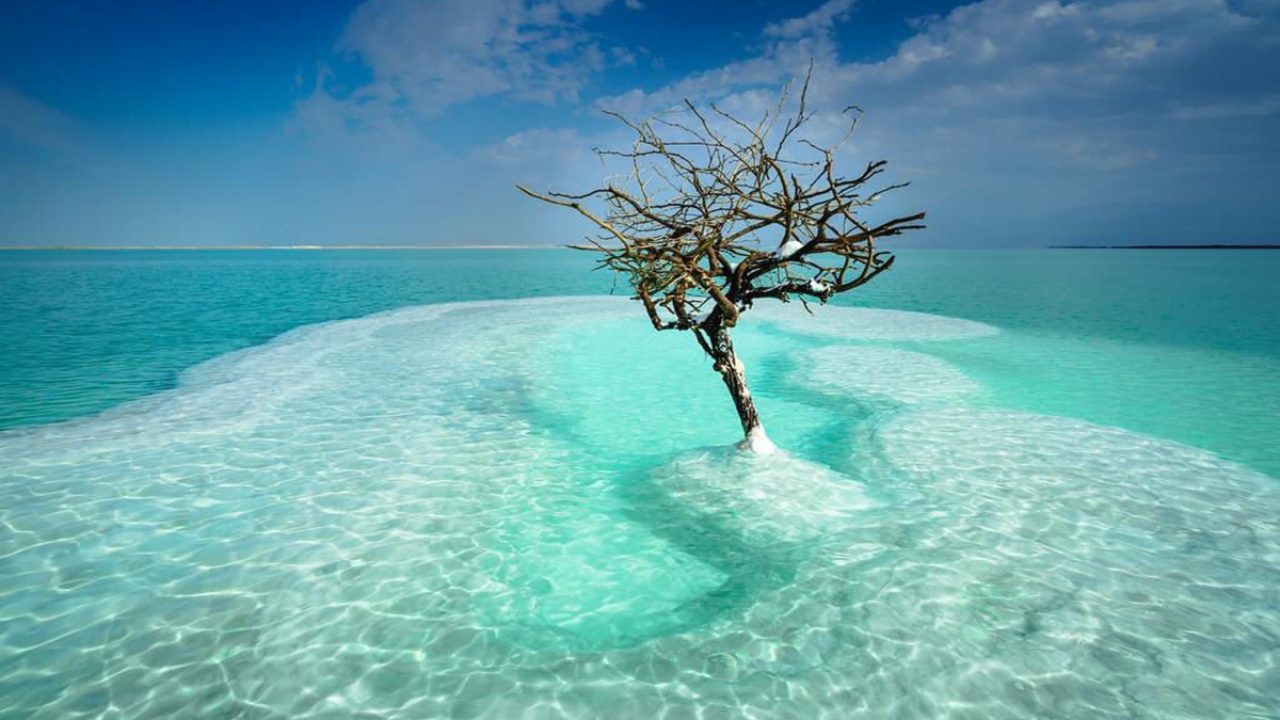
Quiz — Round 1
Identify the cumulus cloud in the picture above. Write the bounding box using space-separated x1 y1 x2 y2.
296 0 638 137
580 0 1280 244
594 0 851 119
763 0 857 39
292 0 1280 245
600 0 1271 120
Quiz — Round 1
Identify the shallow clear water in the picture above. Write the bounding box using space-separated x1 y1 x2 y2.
1 250 1278 718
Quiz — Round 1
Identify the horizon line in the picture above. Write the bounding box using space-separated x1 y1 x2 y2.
2 243 1276 251
0 244 573 251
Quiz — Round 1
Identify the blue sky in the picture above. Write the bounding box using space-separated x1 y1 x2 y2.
1 0 1277 247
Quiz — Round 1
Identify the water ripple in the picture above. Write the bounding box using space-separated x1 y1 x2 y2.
0 297 1275 718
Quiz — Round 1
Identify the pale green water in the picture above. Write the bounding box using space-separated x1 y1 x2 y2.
0 250 1277 718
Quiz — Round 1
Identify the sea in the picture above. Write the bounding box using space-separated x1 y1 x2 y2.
0 248 1277 718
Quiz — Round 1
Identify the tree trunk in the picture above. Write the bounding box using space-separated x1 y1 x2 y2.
710 325 775 454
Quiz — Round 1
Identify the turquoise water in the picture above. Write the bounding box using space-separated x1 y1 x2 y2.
0 250 1278 717
3 249 1277 473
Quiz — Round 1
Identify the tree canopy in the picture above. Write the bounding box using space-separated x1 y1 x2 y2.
520 73 926 451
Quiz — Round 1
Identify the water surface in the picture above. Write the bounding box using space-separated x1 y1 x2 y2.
0 250 1277 718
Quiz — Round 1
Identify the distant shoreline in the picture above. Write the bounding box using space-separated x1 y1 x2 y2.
0 244 571 251
1051 244 1280 250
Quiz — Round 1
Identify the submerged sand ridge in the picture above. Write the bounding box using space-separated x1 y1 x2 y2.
0 297 1276 718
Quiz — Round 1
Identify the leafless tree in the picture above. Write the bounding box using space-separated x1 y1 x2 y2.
519 74 925 453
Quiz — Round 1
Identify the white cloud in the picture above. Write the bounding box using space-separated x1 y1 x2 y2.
600 0 1268 117
282 0 1280 246
763 0 856 39
574 0 1280 244
297 0 635 137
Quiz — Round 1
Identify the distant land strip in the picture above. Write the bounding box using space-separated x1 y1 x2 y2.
0 244 570 251
1051 244 1280 250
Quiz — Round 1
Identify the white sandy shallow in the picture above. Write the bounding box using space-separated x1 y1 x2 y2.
0 296 1276 719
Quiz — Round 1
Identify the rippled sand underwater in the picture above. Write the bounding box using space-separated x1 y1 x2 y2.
1 296 1277 719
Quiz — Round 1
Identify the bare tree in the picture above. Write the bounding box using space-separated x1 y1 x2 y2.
519 75 925 454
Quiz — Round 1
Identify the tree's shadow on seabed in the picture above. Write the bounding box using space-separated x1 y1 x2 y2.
606 437 879 646
620 454 802 623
